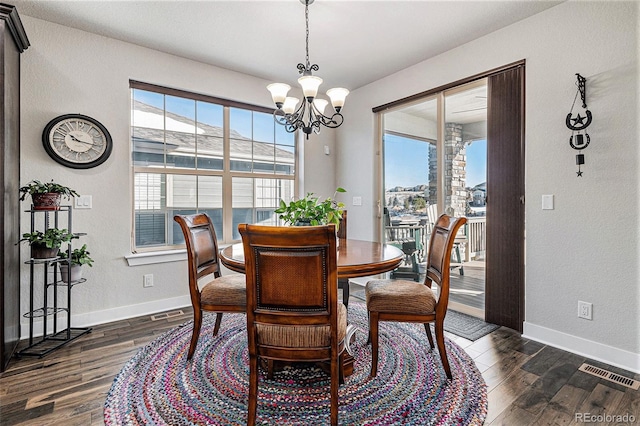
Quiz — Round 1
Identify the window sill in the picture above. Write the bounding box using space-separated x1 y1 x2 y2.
125 249 187 266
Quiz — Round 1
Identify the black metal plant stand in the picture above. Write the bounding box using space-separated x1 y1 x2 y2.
18 206 91 357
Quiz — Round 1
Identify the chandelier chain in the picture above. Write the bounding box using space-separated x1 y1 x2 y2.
304 1 310 70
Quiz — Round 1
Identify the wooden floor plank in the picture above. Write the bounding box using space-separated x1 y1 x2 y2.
533 384 589 425
488 405 538 426
485 367 540 423
575 383 625 419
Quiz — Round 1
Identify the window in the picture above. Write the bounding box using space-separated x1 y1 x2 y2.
131 81 296 251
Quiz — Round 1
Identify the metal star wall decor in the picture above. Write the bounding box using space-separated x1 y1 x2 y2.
566 73 593 177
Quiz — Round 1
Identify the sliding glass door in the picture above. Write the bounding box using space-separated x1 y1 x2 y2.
381 80 487 318
381 97 437 280
443 80 487 318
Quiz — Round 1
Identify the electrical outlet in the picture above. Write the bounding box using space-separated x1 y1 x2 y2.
143 274 154 288
578 301 592 320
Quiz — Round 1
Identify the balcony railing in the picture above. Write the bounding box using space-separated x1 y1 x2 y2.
385 225 427 261
385 215 486 263
466 216 486 260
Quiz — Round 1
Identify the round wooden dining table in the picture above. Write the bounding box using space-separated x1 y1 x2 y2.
220 238 404 308
220 238 405 280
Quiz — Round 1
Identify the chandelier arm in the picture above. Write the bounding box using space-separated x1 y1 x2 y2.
318 112 344 129
284 122 298 134
273 109 290 126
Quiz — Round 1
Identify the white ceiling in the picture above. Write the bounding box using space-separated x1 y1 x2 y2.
11 0 562 91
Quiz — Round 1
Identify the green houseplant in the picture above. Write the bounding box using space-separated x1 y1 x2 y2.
275 187 346 230
19 179 79 211
58 244 94 283
19 228 75 259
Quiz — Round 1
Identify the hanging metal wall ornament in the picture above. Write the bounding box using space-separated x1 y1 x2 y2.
566 73 592 177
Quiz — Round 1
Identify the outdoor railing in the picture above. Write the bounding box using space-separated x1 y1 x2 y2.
385 224 427 262
384 215 485 263
466 216 486 260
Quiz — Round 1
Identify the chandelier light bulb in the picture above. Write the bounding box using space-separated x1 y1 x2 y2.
267 83 291 108
313 98 329 115
298 75 323 100
327 88 349 112
283 97 300 114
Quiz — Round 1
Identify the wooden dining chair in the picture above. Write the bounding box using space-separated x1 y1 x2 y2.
239 224 346 426
365 214 467 379
174 213 246 361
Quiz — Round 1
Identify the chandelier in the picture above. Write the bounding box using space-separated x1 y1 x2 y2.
267 0 349 139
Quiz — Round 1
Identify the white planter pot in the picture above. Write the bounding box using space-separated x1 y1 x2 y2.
60 264 83 283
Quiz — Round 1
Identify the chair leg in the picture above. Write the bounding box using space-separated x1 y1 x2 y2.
187 308 203 360
212 312 223 336
247 353 259 426
435 318 452 379
369 312 379 377
339 278 350 308
339 351 345 385
424 323 434 349
330 350 339 426
366 310 371 344
267 359 274 380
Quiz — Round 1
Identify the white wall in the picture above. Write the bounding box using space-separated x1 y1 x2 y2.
336 1 639 371
19 16 336 331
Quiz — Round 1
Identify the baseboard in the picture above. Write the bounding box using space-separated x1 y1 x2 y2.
20 295 191 340
523 322 640 374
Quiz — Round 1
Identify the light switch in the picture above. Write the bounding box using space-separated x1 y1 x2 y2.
352 196 362 206
542 194 554 210
75 195 92 209
324 145 330 155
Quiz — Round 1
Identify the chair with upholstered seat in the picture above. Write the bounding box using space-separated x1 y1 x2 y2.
174 213 246 361
366 214 466 379
239 223 346 426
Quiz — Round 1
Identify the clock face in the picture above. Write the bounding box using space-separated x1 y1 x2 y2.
42 114 113 169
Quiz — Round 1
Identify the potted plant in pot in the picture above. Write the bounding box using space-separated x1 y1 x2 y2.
19 179 79 211
58 244 94 283
275 187 346 230
18 228 75 259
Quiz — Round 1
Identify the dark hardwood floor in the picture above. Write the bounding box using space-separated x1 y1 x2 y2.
1 304 638 425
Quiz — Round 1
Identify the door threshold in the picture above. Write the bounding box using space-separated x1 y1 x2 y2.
448 301 484 320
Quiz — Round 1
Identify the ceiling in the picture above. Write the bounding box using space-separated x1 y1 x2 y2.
11 0 562 91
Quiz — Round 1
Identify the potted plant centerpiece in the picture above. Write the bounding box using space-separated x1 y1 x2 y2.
19 228 75 259
275 187 346 230
19 179 79 210
58 244 94 283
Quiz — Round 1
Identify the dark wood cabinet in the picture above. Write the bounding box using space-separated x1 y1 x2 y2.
0 3 29 373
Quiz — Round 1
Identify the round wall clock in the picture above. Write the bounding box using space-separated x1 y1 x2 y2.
42 114 113 169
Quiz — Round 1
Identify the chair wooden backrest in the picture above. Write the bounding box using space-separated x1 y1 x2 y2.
424 214 467 315
337 209 347 240
240 224 342 425
174 214 223 305
239 224 339 359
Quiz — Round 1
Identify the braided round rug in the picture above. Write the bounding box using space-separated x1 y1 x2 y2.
104 302 487 425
